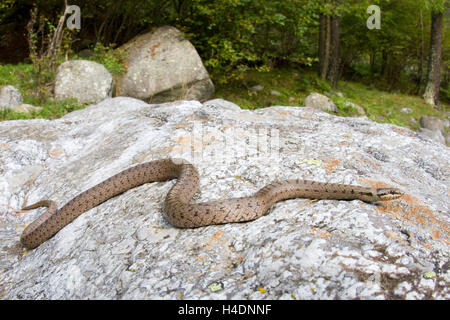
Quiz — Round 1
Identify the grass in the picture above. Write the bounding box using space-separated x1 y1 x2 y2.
0 43 126 121
214 67 449 132
0 63 35 94
329 80 449 130
214 68 327 109
0 63 87 120
1 63 448 138
0 98 85 121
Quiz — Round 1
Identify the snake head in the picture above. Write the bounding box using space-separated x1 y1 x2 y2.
376 188 404 200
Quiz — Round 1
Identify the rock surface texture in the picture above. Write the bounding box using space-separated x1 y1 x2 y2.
116 26 214 103
0 97 448 299
8 104 43 114
54 60 113 104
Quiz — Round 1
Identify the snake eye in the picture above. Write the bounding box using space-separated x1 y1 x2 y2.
376 188 404 200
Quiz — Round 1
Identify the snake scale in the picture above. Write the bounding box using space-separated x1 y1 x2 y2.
20 158 403 249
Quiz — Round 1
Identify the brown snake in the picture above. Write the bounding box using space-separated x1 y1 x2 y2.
20 158 403 249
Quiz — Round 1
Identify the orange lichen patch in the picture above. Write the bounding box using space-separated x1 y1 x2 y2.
205 230 226 248
386 232 402 241
378 193 449 245
274 109 293 116
1 143 10 149
176 136 192 146
138 146 174 161
276 110 291 115
311 227 331 238
390 127 405 135
390 126 414 137
358 178 392 189
150 42 161 57
174 122 189 129
322 159 339 173
175 116 194 129
194 138 206 149
176 113 211 128
196 230 245 271
424 243 433 250
431 229 440 240
357 178 450 245
318 231 331 238
167 136 191 155
172 131 218 155
338 141 347 146
165 146 174 153
49 147 63 158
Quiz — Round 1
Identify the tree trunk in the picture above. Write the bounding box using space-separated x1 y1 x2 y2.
318 14 325 76
318 14 331 80
415 9 425 95
326 15 340 88
46 4 67 58
370 48 376 76
380 49 388 77
423 10 442 107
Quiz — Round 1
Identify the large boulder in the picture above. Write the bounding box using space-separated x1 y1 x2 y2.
116 26 214 103
343 101 366 115
304 92 338 113
0 98 449 299
54 60 113 104
419 115 446 145
0 85 23 110
419 115 444 132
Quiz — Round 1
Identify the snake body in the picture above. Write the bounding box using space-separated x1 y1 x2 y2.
20 158 403 249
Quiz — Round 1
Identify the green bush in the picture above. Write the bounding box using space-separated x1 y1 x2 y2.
89 43 126 75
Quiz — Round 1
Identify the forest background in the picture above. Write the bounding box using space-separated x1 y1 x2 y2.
0 0 448 123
